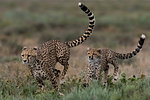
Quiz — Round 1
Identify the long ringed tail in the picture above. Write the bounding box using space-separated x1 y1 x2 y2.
66 2 95 48
116 34 146 59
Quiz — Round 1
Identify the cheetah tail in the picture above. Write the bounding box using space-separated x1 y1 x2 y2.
66 2 95 48
116 34 146 59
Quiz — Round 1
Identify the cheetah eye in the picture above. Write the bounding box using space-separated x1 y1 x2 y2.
28 55 31 57
21 55 24 57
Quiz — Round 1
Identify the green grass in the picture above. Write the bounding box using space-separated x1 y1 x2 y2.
1 8 150 35
0 74 149 100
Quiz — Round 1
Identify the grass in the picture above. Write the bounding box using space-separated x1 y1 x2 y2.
0 73 149 100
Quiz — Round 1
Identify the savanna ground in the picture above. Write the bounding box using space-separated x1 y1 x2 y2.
0 0 150 100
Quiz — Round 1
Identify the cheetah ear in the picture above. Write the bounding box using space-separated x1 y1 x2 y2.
97 49 101 54
33 46 38 50
22 47 27 50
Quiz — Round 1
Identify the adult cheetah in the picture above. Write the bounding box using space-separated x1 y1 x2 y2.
21 2 95 90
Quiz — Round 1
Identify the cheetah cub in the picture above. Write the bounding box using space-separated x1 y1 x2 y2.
86 34 146 85
21 3 95 90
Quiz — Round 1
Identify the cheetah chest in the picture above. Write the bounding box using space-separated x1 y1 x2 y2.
88 58 101 71
30 64 48 80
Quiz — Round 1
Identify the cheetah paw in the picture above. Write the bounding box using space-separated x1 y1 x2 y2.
103 82 107 87
60 79 66 85
112 75 119 83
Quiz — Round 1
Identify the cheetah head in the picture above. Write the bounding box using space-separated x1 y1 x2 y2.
87 48 101 60
21 47 38 65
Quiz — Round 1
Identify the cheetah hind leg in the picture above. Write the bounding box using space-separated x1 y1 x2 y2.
53 69 61 87
62 63 69 80
112 59 119 82
59 61 69 80
103 65 109 86
53 69 65 96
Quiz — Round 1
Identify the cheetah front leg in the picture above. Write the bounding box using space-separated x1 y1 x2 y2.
32 70 45 91
86 65 94 85
61 63 69 79
96 64 103 81
50 75 60 91
53 69 61 89
52 69 65 95
58 58 69 80
35 78 45 91
46 68 61 91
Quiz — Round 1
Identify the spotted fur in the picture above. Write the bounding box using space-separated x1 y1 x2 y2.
86 34 146 85
21 3 95 90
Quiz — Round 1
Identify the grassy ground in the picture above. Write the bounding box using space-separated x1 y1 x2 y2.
0 0 150 99
0 73 149 100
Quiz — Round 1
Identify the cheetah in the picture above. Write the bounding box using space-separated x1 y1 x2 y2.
21 2 95 90
86 34 146 85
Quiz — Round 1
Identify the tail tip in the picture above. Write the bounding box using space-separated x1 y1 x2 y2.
141 34 146 39
78 2 82 7
87 47 90 51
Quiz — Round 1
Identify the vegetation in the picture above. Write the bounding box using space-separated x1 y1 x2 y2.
0 0 150 99
0 73 149 100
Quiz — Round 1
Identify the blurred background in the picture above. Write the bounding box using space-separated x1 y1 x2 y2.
0 0 149 80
